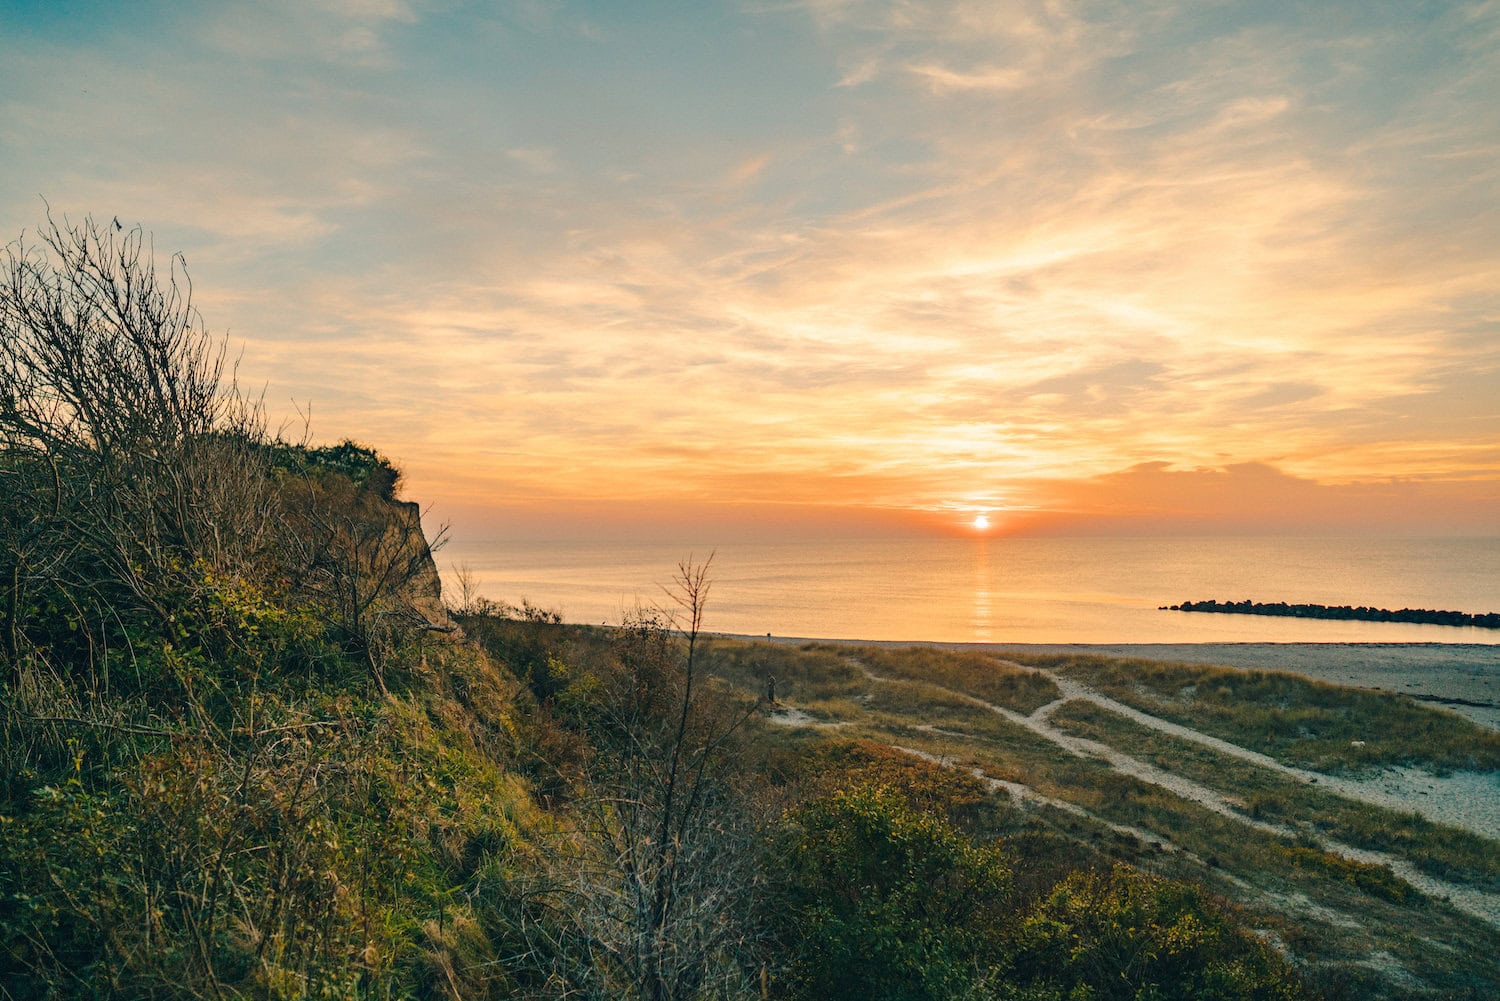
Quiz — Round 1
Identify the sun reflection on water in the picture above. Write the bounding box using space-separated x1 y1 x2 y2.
973 537 993 641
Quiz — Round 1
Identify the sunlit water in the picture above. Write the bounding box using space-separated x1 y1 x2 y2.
441 535 1500 645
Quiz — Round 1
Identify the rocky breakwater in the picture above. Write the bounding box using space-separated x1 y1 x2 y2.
1161 598 1500 629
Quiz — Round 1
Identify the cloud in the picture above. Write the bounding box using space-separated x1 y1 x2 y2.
3 0 1496 539
199 0 418 67
1013 461 1500 536
724 153 774 188
506 147 560 173
906 62 1030 93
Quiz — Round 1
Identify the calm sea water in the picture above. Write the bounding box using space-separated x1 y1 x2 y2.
440 535 1500 645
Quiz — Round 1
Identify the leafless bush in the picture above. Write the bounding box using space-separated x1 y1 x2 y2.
0 211 467 997
0 210 247 459
450 561 483 617
507 559 768 1001
0 211 275 694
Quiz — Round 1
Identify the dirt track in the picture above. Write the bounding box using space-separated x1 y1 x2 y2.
737 638 1500 729
983 643 1500 729
845 656 1500 928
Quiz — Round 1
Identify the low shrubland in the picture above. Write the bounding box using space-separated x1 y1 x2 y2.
696 639 1500 999
829 643 1061 713
759 742 1307 1001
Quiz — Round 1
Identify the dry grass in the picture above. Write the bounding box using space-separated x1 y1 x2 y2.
1048 699 1500 892
700 638 1500 998
824 643 1060 713
1010 653 1500 775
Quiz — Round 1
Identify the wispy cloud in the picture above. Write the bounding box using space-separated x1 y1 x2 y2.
199 0 418 67
1 0 1496 535
906 62 1030 92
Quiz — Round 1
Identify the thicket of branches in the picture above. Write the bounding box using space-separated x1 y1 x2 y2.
1 213 270 689
0 212 448 707
0 214 471 998
500 560 769 1001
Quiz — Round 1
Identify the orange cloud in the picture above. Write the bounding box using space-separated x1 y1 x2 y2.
7 1 1497 545
1010 462 1500 537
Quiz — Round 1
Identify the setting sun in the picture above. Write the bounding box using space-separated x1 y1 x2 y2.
972 514 991 531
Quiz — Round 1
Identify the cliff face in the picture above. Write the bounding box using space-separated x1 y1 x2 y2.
266 445 457 645
393 497 455 633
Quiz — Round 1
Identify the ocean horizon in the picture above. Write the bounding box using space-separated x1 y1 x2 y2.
441 534 1500 645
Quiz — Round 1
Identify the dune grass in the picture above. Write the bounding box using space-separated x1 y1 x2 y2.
1010 653 1500 775
870 720 1500 996
701 638 865 703
1048 699 1500 891
822 643 1060 713
702 638 1500 997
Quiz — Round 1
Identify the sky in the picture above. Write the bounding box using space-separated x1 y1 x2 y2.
2 0 1498 541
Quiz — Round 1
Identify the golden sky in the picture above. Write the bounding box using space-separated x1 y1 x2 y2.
4 1 1497 539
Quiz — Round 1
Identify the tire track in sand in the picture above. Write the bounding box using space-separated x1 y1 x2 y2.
851 658 1500 929
1021 665 1500 841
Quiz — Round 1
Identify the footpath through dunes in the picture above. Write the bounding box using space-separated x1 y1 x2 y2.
1033 668 1500 841
720 637 1500 994
983 642 1500 730
842 655 1500 929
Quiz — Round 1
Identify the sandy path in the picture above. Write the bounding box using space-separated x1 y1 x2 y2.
1025 666 1500 840
744 638 1500 729
892 742 1191 855
885 743 1434 981
850 659 1500 928
765 705 848 729
986 643 1500 730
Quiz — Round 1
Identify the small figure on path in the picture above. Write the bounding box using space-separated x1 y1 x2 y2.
765 674 778 705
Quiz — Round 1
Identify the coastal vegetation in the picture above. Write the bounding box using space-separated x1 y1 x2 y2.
1010 653 1500 775
3 216 1496 998
838 644 1061 714
738 642 1500 999
1047 700 1500 891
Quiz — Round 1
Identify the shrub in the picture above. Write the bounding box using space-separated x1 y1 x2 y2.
1006 864 1308 1001
771 784 1013 1001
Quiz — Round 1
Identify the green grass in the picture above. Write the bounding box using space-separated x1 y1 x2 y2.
824 643 1060 713
1010 653 1500 775
872 721 1500 998
701 638 866 704
1047 699 1500 892
697 638 1500 998
863 677 990 725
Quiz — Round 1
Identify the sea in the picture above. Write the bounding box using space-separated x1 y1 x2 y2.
439 535 1500 646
